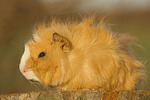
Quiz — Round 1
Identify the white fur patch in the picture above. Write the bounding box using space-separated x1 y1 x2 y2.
19 44 30 72
59 61 65 84
33 34 41 42
52 61 65 86
23 70 39 81
19 44 39 81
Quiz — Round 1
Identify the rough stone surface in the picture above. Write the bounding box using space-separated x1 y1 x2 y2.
0 90 150 100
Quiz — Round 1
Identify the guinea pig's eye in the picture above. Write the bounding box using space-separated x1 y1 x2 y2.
38 52 46 58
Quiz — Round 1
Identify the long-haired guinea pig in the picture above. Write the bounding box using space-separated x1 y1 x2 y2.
19 17 144 91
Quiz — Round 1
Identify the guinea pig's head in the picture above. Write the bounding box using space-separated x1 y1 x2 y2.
19 32 72 86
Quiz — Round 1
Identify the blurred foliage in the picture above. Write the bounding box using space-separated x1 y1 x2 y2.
0 0 150 94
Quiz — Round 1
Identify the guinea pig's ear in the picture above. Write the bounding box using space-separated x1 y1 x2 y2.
52 32 72 53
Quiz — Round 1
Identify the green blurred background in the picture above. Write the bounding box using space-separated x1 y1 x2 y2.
0 0 150 94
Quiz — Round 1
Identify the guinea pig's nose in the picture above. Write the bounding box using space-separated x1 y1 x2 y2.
22 68 27 73
23 70 26 73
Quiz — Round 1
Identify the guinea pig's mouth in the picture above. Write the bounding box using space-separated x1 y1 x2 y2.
48 85 55 88
29 79 40 83
48 85 57 90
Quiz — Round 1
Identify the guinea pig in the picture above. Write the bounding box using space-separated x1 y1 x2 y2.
19 17 144 91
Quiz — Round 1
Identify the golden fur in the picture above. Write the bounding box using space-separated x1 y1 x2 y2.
24 17 144 90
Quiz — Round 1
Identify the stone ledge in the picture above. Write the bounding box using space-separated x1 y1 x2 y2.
0 90 150 100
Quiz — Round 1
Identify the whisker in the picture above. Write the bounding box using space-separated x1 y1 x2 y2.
11 41 23 51
34 84 41 91
29 82 41 91
42 85 50 91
